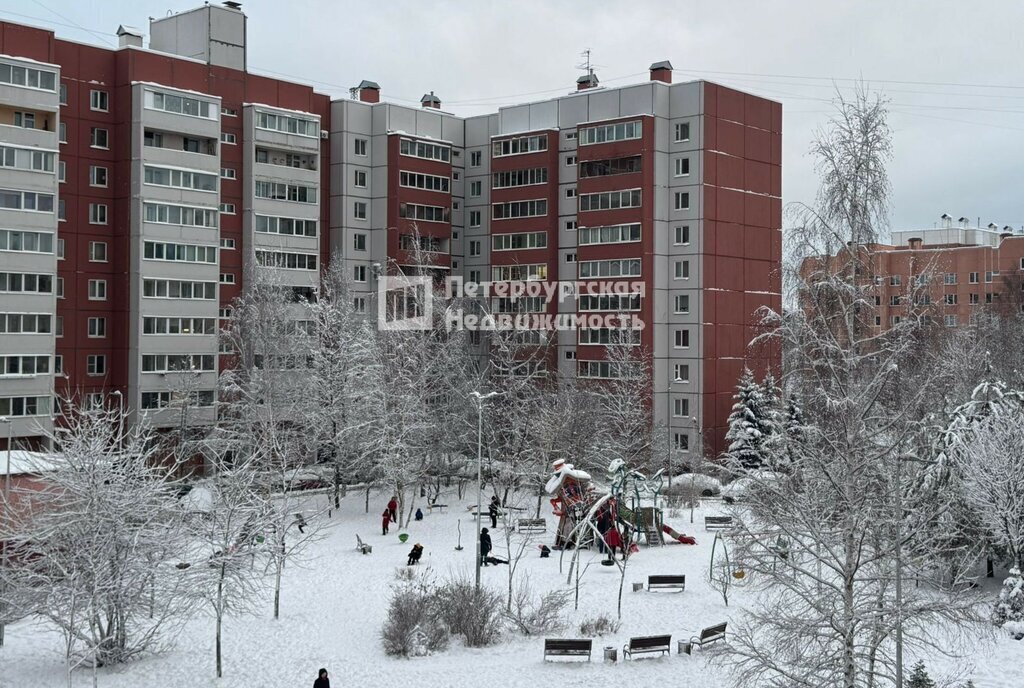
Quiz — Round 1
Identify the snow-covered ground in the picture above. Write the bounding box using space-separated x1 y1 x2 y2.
2 491 1021 687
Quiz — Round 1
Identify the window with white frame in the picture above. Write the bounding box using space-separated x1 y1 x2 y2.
673 433 690 451
674 121 691 142
143 279 216 300
89 166 108 187
400 138 451 161
58 83 67 104
674 192 690 210
88 279 107 300
89 90 108 112
675 260 690 279
492 134 547 157
566 155 577 166
354 201 367 220
220 273 235 284
0 229 54 254
469 210 481 227
354 170 367 188
470 150 482 167
90 128 109 149
492 231 547 251
219 203 235 214
579 189 641 212
675 225 690 245
565 220 577 231
578 223 640 246
674 294 690 313
674 329 690 348
255 215 317 237
578 259 640 278
58 161 65 183
87 317 106 338
673 397 690 417
220 238 235 249
220 168 236 179
89 203 108 225
220 132 236 144
87 355 106 376
578 120 642 145
673 363 690 383
354 138 367 156
470 181 482 197
354 265 367 282
491 264 547 282
254 110 318 137
88 241 107 262
143 89 216 119
674 157 690 176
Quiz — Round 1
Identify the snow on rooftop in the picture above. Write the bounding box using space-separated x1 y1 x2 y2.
0 450 55 476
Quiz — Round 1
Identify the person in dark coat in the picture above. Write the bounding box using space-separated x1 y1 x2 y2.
480 527 492 566
488 495 500 529
313 668 330 688
387 497 398 522
415 507 424 521
407 543 423 566
381 508 392 536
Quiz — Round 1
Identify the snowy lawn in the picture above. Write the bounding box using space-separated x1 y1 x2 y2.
2 490 1020 687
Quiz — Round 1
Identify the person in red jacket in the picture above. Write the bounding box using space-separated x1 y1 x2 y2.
381 508 392 535
387 496 398 522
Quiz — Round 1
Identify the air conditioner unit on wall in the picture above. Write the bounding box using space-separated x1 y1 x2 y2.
320 129 329 140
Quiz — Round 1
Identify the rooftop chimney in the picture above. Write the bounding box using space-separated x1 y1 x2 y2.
421 91 441 109
357 80 380 104
116 24 143 48
988 222 999 230
940 213 952 229
649 60 673 84
576 73 599 91
958 216 969 228
908 237 923 250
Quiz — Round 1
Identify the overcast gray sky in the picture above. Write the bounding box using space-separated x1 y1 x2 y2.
6 0 1024 233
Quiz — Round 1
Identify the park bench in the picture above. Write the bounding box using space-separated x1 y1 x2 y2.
647 574 686 592
355 534 372 555
543 638 592 662
426 502 448 514
622 634 672 660
687 622 727 652
705 515 734 531
516 518 547 534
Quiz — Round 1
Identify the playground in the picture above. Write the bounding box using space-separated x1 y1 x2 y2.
0 467 1018 687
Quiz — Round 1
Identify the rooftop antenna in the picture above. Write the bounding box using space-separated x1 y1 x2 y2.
576 48 594 79
349 86 358 100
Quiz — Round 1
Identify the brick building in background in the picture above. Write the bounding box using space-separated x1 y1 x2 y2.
0 3 781 459
802 215 1024 332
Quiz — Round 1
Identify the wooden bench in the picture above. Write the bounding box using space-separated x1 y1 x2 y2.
355 534 372 555
517 518 547 534
647 574 686 592
543 638 592 662
623 634 672 660
687 622 727 652
705 516 733 531
426 503 448 513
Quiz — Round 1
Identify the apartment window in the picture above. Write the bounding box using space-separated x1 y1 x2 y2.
469 240 481 257
59 83 67 105
492 264 547 282
254 181 317 204
674 157 690 176
565 220 577 231
565 187 577 199
578 259 640 278
89 89 108 112
565 252 577 263
674 329 690 348
470 150 482 167
492 134 547 157
354 201 367 220
673 433 690 451
673 398 690 417
13 111 35 129
469 270 481 284
469 210 482 227
675 260 690 280
578 120 642 145
0 230 54 254
890 315 902 326
56 277 63 298
88 241 107 262
400 138 451 162
87 317 106 338
89 166 108 187
220 132 236 144
566 155 577 166
452 230 459 239
969 293 979 304
58 161 65 183
967 271 978 284
492 168 548 189
354 170 367 188
87 355 106 376
219 308 233 319
674 294 690 313
143 279 216 300
578 292 642 312
399 171 450 192
945 294 957 305
54 355 62 374
220 238 236 249
219 203 236 214
89 204 108 225
221 107 237 117
579 223 640 246
88 279 107 300
673 364 690 383
890 275 902 286
254 110 318 137
986 292 995 304
90 128 109 149
874 316 881 326
354 297 367 314
354 233 367 251
944 273 957 285
354 265 367 282
470 181 482 197
59 122 66 143
57 238 64 259
675 225 690 245
255 215 316 237
354 138 367 156
674 192 690 210
890 295 901 306
1020 258 1024 270
144 89 216 119
986 271 997 283
221 168 236 179
944 314 958 328
674 122 691 142
579 189 641 212
220 273 235 284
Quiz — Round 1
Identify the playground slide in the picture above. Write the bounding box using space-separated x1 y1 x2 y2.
615 503 697 546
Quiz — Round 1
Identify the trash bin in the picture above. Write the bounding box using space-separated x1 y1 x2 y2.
632 582 644 592
679 640 692 656
604 646 617 663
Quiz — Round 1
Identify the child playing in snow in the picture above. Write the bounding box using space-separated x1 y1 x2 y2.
415 507 423 521
382 509 391 535
407 543 424 566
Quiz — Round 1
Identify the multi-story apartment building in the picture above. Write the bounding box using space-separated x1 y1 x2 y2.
0 3 781 459
802 216 1024 331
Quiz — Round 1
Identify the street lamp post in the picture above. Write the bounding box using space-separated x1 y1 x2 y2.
1 416 12 648
111 390 124 451
470 391 499 590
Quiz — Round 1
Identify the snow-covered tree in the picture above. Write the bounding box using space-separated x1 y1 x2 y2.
1 398 191 675
992 568 1024 639
907 661 936 688
725 367 777 469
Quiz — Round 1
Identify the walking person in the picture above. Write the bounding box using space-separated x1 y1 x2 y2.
480 527 493 567
488 495 500 529
313 667 330 688
387 496 398 522
381 508 392 536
